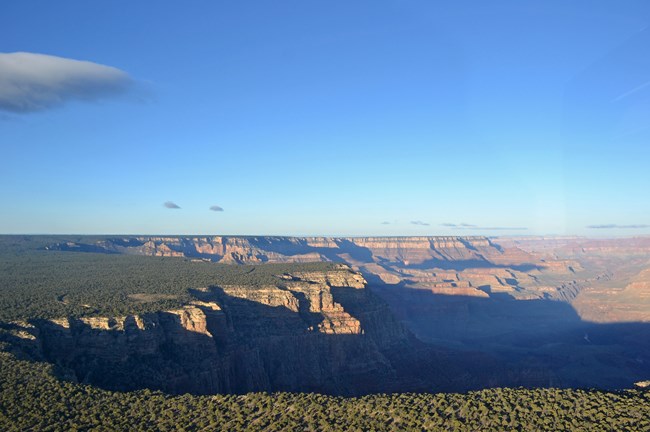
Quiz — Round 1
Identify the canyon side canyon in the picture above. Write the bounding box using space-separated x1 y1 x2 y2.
3 235 650 395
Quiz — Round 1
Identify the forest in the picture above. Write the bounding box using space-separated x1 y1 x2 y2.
1 351 648 431
0 236 335 321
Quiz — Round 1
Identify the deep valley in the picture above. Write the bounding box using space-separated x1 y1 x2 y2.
1 235 649 397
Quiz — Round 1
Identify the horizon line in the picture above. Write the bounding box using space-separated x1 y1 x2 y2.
4 233 650 239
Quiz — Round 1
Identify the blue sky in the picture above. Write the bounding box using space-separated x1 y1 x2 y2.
1 1 649 236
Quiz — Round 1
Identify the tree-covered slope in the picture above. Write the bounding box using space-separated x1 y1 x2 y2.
1 352 648 431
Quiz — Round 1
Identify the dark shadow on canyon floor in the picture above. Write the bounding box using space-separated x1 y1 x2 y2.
368 282 650 390
402 259 543 272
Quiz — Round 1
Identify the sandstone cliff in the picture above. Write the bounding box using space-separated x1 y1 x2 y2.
2 264 551 395
2 268 441 395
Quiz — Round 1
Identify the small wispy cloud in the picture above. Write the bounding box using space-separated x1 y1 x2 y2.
478 227 528 231
209 205 224 212
612 80 650 102
380 221 391 225
410 220 430 226
163 201 181 209
441 223 477 228
0 52 132 113
587 224 649 229
441 222 526 231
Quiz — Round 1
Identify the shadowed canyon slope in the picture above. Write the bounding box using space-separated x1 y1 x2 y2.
2 266 527 395
9 235 650 392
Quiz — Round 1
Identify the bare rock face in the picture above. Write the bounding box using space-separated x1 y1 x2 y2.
635 380 650 389
573 267 650 323
2 265 547 395
40 235 650 391
6 268 448 396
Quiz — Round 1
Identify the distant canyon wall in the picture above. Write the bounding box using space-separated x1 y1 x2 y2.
5 235 650 393
47 235 650 323
47 235 582 301
48 236 501 264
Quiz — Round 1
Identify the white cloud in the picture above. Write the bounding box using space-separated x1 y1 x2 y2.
0 52 132 113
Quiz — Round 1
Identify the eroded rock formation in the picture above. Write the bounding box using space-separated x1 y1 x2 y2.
4 267 497 395
35 235 650 391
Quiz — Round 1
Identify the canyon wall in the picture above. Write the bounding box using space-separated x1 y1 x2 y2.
47 235 583 301
3 268 395 394
48 235 503 265
34 235 650 391
4 266 528 395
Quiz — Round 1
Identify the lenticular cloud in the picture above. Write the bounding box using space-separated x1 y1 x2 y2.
0 52 132 113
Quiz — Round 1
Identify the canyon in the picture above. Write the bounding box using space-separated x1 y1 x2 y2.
48 235 650 322
2 264 525 395
3 235 650 394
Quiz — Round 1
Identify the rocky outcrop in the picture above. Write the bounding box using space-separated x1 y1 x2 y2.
573 267 650 323
3 268 458 395
19 235 650 393
2 264 557 395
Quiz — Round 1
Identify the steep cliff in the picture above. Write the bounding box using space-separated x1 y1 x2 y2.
2 262 550 395
10 236 650 392
2 267 458 395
